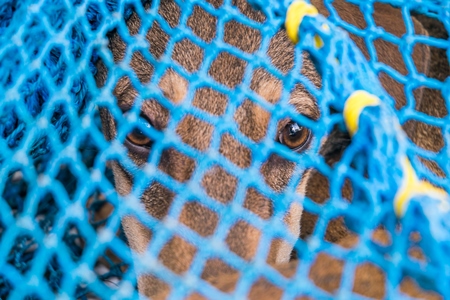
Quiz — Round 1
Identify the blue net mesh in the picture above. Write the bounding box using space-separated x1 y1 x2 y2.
0 0 449 299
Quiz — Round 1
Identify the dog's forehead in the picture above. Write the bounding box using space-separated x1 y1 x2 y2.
113 67 319 129
110 0 321 139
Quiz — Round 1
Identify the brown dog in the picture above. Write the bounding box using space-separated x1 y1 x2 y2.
96 0 444 298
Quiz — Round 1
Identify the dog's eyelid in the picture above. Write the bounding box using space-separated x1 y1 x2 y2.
120 106 156 129
136 115 153 130
277 116 311 132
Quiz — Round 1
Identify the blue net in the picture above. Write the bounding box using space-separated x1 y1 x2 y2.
0 0 449 299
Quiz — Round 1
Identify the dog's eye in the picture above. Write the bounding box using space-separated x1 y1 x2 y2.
278 121 311 152
126 116 153 148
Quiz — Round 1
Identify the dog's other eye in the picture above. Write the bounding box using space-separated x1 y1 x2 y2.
278 121 311 152
126 116 153 148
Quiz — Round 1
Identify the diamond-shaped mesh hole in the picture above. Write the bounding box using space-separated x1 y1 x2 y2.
300 211 319 240
78 134 102 172
87 193 115 231
159 148 197 183
0 276 13 299
146 21 169 60
62 223 86 262
44 47 67 87
2 169 27 215
414 122 444 153
408 246 427 263
373 3 405 38
45 255 63 293
399 277 442 298
219 133 252 169
23 17 49 60
154 70 185 107
159 235 197 274
193 87 228 116
341 178 354 202
188 5 216 43
49 104 71 144
374 39 407 76
176 114 213 151
260 153 296 193
8 235 36 275
249 277 283 298
77 289 100 300
209 51 246 88
352 262 386 298
309 253 344 294
172 39 204 73
377 71 406 110
42 3 68 30
413 11 448 38
417 156 445 178
130 51 153 84
372 227 392 247
325 217 349 244
0 105 25 150
332 1 365 29
56 165 78 200
86 3 106 31
236 0 265 23
202 258 240 292
235 99 271 143
348 32 369 60
226 220 261 261
70 26 88 63
224 20 261 53
250 68 282 103
35 193 58 233
243 187 272 220
415 87 448 117
94 248 130 289
0 48 22 89
202 166 237 204
179 201 219 237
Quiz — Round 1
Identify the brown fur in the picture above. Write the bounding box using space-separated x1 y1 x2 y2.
95 0 445 298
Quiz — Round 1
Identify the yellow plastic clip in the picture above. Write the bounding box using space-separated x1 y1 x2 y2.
343 90 380 136
285 0 318 44
394 158 448 217
343 91 448 217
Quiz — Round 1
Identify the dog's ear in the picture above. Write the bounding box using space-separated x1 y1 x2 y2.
312 0 430 110
302 0 431 243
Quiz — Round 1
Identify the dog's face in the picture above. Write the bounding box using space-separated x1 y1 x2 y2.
96 0 431 297
97 0 320 294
